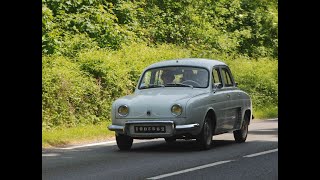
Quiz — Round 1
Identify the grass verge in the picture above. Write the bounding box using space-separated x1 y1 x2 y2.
42 121 114 148
254 105 278 119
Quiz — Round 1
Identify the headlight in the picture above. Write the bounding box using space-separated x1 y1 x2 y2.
171 104 182 116
118 105 129 116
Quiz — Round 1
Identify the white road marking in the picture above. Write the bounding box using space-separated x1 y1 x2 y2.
269 137 278 142
243 148 278 158
42 153 60 157
254 129 276 131
146 160 233 179
53 139 162 150
266 118 278 120
57 141 117 150
147 148 278 179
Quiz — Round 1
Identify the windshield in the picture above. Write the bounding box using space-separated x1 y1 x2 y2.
138 66 209 89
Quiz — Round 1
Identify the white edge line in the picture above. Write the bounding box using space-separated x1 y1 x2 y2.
243 148 278 158
58 141 116 150
55 139 161 150
254 118 278 121
266 118 278 120
42 153 60 157
147 160 233 180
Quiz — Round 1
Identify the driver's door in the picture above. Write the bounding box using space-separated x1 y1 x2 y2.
209 67 229 133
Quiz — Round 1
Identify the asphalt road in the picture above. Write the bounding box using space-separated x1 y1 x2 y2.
42 119 278 180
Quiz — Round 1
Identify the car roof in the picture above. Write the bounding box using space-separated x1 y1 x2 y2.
145 58 227 70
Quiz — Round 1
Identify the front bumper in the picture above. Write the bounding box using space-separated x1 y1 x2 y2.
108 120 200 138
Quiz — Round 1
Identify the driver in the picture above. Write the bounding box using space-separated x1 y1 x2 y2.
161 70 175 84
183 69 195 81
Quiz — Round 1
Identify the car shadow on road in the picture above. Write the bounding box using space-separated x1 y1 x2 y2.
128 129 278 153
125 140 275 153
127 139 271 153
131 140 221 152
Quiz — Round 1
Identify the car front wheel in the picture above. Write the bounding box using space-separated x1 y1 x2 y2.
196 116 213 150
116 134 133 150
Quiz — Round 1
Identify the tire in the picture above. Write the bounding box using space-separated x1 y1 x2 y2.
116 134 133 150
196 116 213 150
233 115 249 143
165 137 176 144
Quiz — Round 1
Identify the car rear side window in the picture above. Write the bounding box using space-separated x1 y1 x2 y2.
221 68 234 87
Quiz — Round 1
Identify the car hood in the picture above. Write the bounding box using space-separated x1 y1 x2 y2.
114 88 208 119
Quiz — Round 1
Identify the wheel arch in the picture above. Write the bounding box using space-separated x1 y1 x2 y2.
204 108 217 135
243 109 252 125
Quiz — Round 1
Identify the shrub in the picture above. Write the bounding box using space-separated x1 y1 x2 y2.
43 43 192 129
42 55 109 130
43 44 277 129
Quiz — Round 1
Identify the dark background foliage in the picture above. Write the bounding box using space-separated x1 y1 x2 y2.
42 0 278 130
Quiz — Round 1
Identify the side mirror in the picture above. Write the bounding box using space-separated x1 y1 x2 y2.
213 83 223 90
235 82 238 87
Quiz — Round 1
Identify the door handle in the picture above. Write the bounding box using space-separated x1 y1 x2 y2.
227 94 230 98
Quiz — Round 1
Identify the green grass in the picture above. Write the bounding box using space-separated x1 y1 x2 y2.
254 105 278 119
42 121 114 148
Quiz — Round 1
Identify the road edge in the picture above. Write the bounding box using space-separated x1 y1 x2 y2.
42 118 278 150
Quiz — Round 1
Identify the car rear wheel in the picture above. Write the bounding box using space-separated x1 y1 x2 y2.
233 115 249 143
116 134 133 150
196 116 213 150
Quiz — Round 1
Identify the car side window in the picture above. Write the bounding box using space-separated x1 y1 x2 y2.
212 68 222 86
221 68 234 87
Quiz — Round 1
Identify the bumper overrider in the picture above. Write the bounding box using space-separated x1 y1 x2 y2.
108 121 200 138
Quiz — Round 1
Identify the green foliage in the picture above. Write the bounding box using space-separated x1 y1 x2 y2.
42 55 109 129
42 0 278 130
42 43 192 130
225 58 278 109
42 0 134 55
42 0 278 58
43 43 277 130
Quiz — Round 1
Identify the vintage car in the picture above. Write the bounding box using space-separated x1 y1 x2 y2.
108 58 252 150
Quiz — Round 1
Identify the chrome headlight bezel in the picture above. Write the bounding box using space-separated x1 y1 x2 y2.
171 104 183 116
118 105 129 117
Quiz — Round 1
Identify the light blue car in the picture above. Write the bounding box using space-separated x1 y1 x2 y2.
108 58 253 150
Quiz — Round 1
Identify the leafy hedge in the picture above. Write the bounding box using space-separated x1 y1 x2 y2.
42 0 277 58
43 43 277 130
42 56 105 129
42 43 192 129
42 0 278 129
225 58 278 109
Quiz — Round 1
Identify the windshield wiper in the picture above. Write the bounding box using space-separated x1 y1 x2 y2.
165 83 193 88
140 84 165 89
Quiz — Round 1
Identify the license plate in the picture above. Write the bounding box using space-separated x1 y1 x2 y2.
134 126 166 133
